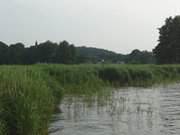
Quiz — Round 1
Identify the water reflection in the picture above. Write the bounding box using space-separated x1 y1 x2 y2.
49 84 180 135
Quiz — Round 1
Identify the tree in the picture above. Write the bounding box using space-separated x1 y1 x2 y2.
126 49 155 64
54 41 76 64
35 41 57 63
153 16 180 64
7 43 25 64
0 41 8 64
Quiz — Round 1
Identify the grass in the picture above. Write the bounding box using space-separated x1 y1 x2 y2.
42 64 180 90
1 64 180 135
0 66 55 135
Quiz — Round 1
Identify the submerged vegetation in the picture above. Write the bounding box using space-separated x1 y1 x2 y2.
1 64 180 135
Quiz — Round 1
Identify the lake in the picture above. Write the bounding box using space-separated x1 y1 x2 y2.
49 84 180 135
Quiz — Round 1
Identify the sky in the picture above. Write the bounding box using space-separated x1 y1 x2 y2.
0 0 180 54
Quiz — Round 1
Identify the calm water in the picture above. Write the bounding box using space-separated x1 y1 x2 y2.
49 84 180 135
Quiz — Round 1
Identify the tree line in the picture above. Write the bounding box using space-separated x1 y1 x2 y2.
2 16 180 65
0 40 76 64
0 40 156 64
77 47 155 64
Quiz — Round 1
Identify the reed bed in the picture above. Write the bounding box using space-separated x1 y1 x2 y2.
1 64 180 135
0 66 54 135
42 64 180 90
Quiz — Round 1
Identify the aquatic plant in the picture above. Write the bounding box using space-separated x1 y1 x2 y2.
0 66 54 135
1 64 180 135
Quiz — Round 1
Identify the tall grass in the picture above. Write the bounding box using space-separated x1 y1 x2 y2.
98 64 180 86
42 64 180 89
0 66 54 135
40 64 105 95
1 64 180 135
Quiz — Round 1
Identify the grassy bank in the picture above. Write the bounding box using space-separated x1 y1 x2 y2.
0 66 56 135
1 64 180 135
42 64 180 92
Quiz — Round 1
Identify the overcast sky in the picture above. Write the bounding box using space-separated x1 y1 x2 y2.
0 0 180 53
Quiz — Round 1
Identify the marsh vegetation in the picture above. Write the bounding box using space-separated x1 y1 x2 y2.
1 64 180 135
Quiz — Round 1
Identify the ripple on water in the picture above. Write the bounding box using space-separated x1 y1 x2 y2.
49 84 180 135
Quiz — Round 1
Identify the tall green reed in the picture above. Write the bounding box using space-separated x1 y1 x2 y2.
0 66 54 135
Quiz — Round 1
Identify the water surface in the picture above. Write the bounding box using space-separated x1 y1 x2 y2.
49 84 180 135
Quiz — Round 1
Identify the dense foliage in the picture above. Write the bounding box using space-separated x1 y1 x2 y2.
126 49 155 64
0 66 55 135
0 41 155 64
0 41 76 64
154 16 180 64
76 47 155 64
